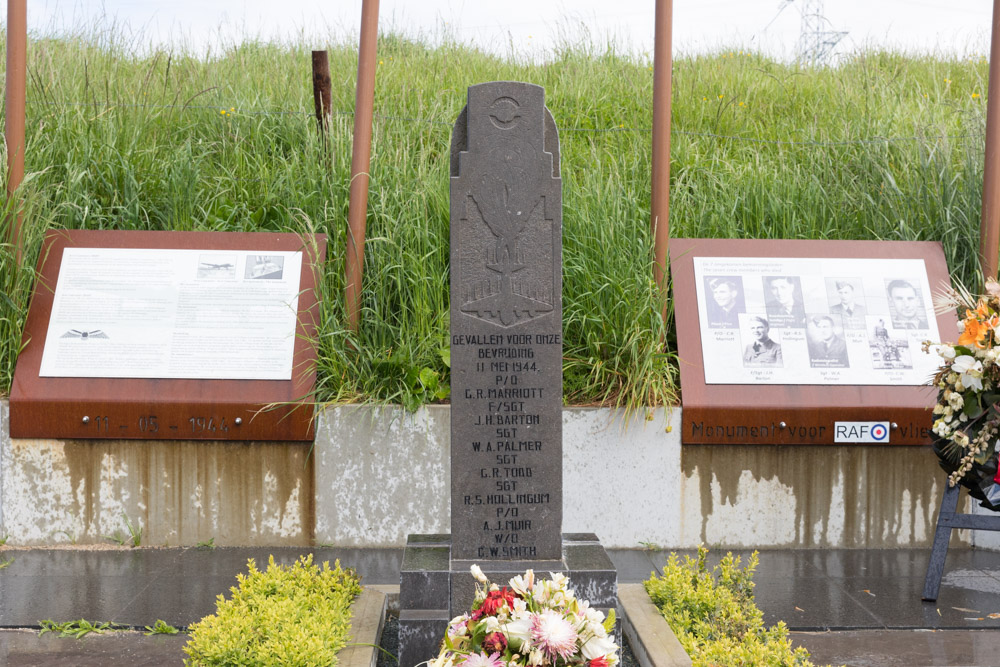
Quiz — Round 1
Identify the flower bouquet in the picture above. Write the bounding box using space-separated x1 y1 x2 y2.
928 277 1000 510
430 566 619 667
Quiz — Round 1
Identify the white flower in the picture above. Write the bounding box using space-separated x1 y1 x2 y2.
933 419 952 437
527 649 545 666
512 598 528 616
510 570 535 596
431 652 457 667
953 355 982 374
952 355 984 391
958 320 967 333
549 572 570 591
938 345 958 360
581 634 618 661
583 618 607 639
484 616 501 633
447 615 470 639
502 617 532 645
471 564 488 584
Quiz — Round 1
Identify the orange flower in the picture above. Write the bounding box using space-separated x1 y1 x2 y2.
959 315 990 348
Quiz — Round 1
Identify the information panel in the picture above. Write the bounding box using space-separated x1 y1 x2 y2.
694 256 940 386
10 230 326 441
40 248 302 380
670 238 956 446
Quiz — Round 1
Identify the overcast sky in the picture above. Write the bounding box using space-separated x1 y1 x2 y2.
23 1 996 61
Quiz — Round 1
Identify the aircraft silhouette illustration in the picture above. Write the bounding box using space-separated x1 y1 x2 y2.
61 329 109 339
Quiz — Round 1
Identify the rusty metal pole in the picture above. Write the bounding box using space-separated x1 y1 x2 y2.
5 0 27 264
311 50 332 134
981 0 1000 280
651 0 673 320
345 0 379 333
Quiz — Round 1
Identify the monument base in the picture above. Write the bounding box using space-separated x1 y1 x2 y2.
398 533 618 667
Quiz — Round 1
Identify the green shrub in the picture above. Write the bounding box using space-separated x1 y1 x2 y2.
644 546 816 667
184 554 362 667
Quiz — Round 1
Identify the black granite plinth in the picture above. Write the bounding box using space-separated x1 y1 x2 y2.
398 608 451 667
398 533 618 667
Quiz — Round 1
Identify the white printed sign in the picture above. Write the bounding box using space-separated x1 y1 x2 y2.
39 248 303 380
694 257 940 386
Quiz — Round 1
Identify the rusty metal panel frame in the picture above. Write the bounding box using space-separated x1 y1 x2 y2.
9 230 327 442
670 238 954 445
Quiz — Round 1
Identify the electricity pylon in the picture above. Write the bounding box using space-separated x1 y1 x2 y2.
785 0 847 65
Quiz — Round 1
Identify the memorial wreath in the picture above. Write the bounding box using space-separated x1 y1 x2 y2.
927 277 1000 510
429 566 619 667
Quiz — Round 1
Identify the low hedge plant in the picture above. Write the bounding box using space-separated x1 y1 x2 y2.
184 554 363 666
645 546 819 667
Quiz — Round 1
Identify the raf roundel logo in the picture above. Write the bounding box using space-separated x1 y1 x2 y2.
489 97 521 130
835 421 890 443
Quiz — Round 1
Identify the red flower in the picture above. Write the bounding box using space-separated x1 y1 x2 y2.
590 657 610 667
482 631 508 654
473 587 518 619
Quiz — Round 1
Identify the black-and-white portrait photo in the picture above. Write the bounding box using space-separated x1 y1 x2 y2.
764 275 807 328
826 278 866 329
806 314 849 368
703 276 745 329
885 279 928 329
741 315 783 367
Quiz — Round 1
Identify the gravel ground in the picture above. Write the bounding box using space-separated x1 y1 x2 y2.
377 614 639 667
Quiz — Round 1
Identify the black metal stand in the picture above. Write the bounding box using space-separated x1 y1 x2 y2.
922 482 1000 600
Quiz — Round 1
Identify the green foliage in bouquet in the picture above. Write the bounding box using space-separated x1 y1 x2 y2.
644 547 816 667
184 554 362 667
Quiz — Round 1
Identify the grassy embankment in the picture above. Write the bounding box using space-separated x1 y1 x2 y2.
0 31 989 411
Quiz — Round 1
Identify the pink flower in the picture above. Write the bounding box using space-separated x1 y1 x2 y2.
482 631 508 654
589 658 609 667
460 652 504 667
531 610 578 660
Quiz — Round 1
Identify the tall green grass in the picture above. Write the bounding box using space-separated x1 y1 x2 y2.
0 31 990 410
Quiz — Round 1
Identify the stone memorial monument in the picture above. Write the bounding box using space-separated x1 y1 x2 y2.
398 81 617 667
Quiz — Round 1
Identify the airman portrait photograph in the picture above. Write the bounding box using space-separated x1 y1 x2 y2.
763 275 807 328
825 277 866 328
703 276 745 329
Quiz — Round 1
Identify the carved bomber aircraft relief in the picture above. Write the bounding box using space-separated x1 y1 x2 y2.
460 174 554 327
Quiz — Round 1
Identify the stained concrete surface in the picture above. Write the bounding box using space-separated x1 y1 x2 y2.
13 402 979 551
0 630 187 666
3 547 1000 665
790 629 1000 667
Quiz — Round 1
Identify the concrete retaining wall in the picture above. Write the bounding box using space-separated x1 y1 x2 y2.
0 400 977 548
